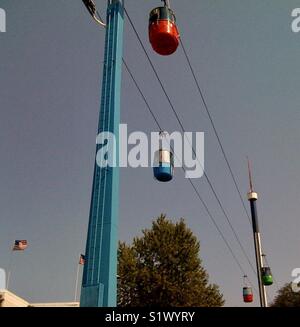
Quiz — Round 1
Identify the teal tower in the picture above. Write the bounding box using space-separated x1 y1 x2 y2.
80 0 124 307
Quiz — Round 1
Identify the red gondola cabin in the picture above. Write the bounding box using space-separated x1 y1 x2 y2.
243 287 253 303
149 6 180 56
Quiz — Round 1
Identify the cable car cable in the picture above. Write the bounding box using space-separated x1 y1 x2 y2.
88 9 252 279
81 0 261 305
179 39 251 225
83 2 276 304
180 38 280 292
122 58 258 296
179 38 280 294
122 59 162 130
124 11 281 296
124 7 258 278
92 2 264 301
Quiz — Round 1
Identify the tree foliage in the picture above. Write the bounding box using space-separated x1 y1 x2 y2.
271 282 300 307
117 214 224 307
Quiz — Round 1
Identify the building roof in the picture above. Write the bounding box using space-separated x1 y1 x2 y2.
0 289 79 307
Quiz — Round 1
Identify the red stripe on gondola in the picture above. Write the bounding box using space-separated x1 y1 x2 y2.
243 294 254 303
149 20 180 56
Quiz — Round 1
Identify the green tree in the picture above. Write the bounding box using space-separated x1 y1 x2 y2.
271 282 300 307
117 214 224 307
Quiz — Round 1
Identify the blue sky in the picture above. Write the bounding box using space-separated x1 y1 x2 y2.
0 0 299 306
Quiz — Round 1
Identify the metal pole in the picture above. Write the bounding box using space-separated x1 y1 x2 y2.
80 0 124 307
74 264 80 302
249 198 268 307
6 250 13 290
256 233 268 306
247 160 268 307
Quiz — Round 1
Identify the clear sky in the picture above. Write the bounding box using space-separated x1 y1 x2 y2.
0 0 299 307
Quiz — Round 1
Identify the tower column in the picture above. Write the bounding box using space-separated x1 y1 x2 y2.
80 0 124 307
247 159 268 307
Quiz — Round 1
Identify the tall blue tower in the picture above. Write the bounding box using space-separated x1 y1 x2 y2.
80 0 124 307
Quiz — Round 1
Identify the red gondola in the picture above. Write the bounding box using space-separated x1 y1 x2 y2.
243 275 253 303
243 287 254 303
149 1 180 56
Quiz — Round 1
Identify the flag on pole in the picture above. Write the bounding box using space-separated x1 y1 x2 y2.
13 240 28 251
79 254 85 265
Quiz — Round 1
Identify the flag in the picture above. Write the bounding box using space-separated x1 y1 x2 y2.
79 254 85 265
13 240 28 251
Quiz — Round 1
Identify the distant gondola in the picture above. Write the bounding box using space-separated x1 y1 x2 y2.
261 255 273 286
153 131 174 182
243 275 253 303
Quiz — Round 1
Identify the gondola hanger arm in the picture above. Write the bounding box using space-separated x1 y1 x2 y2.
162 0 171 8
82 0 106 27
